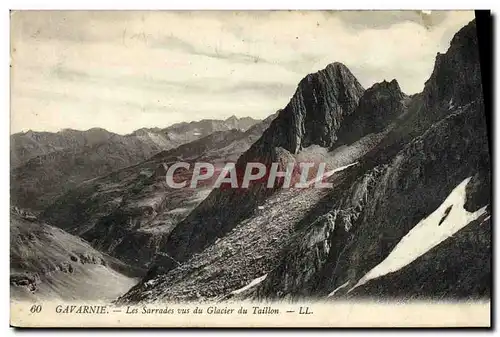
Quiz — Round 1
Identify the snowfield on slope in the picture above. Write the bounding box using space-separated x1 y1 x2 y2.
349 176 488 292
305 162 359 187
328 281 350 297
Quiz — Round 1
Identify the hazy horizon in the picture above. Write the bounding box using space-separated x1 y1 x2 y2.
10 10 475 135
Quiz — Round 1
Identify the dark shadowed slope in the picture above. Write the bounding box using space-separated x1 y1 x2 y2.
42 116 275 268
256 99 489 301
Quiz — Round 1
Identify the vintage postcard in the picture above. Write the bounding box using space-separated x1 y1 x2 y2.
9 10 491 328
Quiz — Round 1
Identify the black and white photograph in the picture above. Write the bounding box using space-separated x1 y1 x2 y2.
8 9 492 328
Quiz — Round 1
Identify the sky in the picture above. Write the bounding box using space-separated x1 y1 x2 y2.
10 10 475 135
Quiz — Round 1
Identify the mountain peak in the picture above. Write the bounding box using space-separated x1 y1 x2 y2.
265 62 365 153
422 18 481 111
450 19 477 49
225 115 239 122
325 61 350 72
59 128 78 133
370 79 404 98
303 62 357 85
389 78 399 86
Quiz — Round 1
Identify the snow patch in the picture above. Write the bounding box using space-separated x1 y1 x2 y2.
193 189 212 202
349 176 488 293
448 98 455 110
136 130 170 148
230 274 268 295
481 215 491 225
297 145 330 158
305 162 358 187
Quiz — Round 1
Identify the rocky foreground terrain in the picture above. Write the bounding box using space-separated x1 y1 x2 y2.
11 19 490 303
11 116 259 211
10 207 143 301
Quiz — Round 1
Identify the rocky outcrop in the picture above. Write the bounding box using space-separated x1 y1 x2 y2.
10 208 143 301
335 79 409 146
16 18 488 304
359 19 483 169
423 20 482 113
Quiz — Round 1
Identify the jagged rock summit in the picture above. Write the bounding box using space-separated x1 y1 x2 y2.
336 78 409 145
276 62 365 153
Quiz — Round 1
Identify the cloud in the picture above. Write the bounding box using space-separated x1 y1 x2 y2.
324 10 449 30
43 64 296 98
10 10 475 134
152 35 266 65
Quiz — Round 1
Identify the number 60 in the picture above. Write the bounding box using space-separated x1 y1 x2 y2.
29 304 42 313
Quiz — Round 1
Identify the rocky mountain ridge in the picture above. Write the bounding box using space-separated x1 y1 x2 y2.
116 19 490 303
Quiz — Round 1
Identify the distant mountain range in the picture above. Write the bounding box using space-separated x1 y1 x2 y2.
11 116 259 168
10 116 260 211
